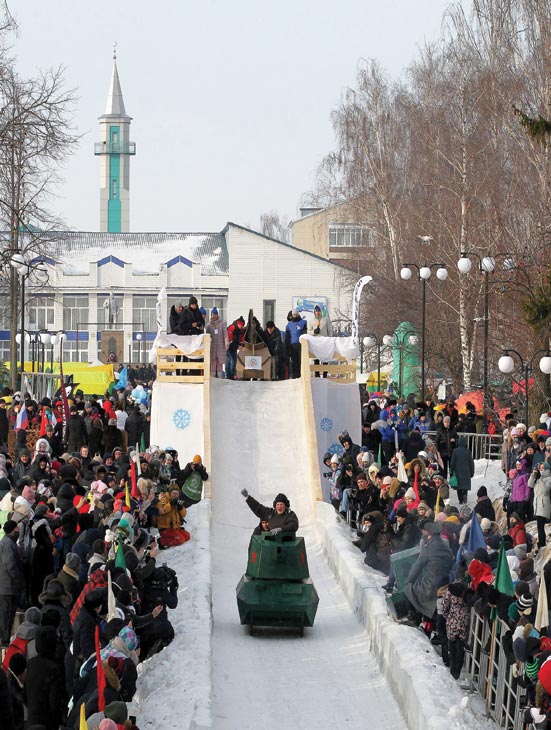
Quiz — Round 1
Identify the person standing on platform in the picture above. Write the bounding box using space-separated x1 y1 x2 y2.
285 309 307 379
206 308 228 378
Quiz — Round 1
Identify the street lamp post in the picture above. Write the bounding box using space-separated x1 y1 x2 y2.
498 348 551 425
457 252 513 422
400 262 448 401
9 254 49 390
363 334 393 391
136 333 143 365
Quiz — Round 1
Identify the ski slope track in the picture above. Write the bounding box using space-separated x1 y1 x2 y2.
209 378 403 730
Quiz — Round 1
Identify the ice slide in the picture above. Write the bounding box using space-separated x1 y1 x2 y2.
205 378 402 730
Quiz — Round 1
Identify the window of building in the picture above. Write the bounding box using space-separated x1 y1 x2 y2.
0 339 10 364
201 297 226 323
263 300 275 325
132 295 157 333
97 294 124 330
62 340 88 363
63 294 89 331
329 224 373 248
131 340 150 364
28 296 55 330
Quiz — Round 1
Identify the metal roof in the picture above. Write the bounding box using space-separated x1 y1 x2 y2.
41 231 229 276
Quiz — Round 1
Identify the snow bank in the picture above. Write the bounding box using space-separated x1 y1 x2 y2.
315 500 498 730
130 499 213 730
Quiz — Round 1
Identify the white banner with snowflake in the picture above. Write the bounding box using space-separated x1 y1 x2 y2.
310 379 362 502
150 380 205 461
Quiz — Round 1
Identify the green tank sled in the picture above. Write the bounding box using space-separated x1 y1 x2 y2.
236 531 319 636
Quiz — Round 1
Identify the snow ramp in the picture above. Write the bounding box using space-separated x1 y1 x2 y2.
208 378 403 730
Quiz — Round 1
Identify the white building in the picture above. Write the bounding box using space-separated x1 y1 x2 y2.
0 59 352 364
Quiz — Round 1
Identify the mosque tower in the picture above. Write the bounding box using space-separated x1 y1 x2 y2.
95 46 135 232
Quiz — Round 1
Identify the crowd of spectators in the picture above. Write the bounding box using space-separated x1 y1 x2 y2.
326 394 551 726
0 381 208 729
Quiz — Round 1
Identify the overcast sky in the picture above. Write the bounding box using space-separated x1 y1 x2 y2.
11 0 460 233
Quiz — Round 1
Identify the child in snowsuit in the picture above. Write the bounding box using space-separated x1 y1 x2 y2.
441 581 470 680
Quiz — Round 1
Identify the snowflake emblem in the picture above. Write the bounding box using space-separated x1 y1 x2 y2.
320 417 333 432
327 443 344 456
172 409 191 430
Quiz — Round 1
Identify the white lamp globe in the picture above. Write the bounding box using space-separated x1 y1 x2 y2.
382 335 394 347
10 253 25 269
400 267 412 281
18 264 29 277
15 333 21 344
24 332 31 343
539 356 551 375
436 267 448 281
498 355 515 374
457 256 472 274
40 332 51 345
50 335 59 346
481 256 496 273
419 266 432 280
363 336 375 348
136 333 143 342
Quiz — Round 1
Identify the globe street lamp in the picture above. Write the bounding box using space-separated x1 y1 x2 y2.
363 333 393 391
458 252 513 423
136 332 143 365
498 348 551 425
10 255 49 388
400 262 448 401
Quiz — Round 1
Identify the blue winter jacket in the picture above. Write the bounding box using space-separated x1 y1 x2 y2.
285 318 307 345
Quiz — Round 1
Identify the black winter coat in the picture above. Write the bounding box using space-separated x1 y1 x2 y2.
435 424 459 457
169 304 183 335
125 412 144 447
71 603 102 664
392 514 422 552
180 306 205 335
245 495 299 533
404 431 426 462
66 414 87 452
404 535 454 617
474 496 496 522
102 425 122 454
26 627 65 730
449 437 475 491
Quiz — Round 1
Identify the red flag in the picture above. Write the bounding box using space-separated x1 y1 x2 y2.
39 407 48 437
130 457 139 499
95 625 106 711
59 359 71 443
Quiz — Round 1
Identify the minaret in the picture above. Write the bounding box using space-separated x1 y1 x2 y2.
95 45 135 232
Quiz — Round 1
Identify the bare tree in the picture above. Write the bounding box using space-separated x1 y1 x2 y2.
259 209 290 242
0 13 78 387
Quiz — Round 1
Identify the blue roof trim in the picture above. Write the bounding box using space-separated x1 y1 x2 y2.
97 255 125 268
67 331 89 341
166 255 193 268
0 330 9 340
133 332 156 342
30 256 56 266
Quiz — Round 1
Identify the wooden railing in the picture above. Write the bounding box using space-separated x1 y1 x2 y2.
307 355 356 381
155 335 211 384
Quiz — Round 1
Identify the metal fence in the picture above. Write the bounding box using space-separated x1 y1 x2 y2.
424 431 502 461
465 611 525 730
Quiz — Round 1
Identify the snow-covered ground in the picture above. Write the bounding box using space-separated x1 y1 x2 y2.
131 382 505 730
209 379 404 730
